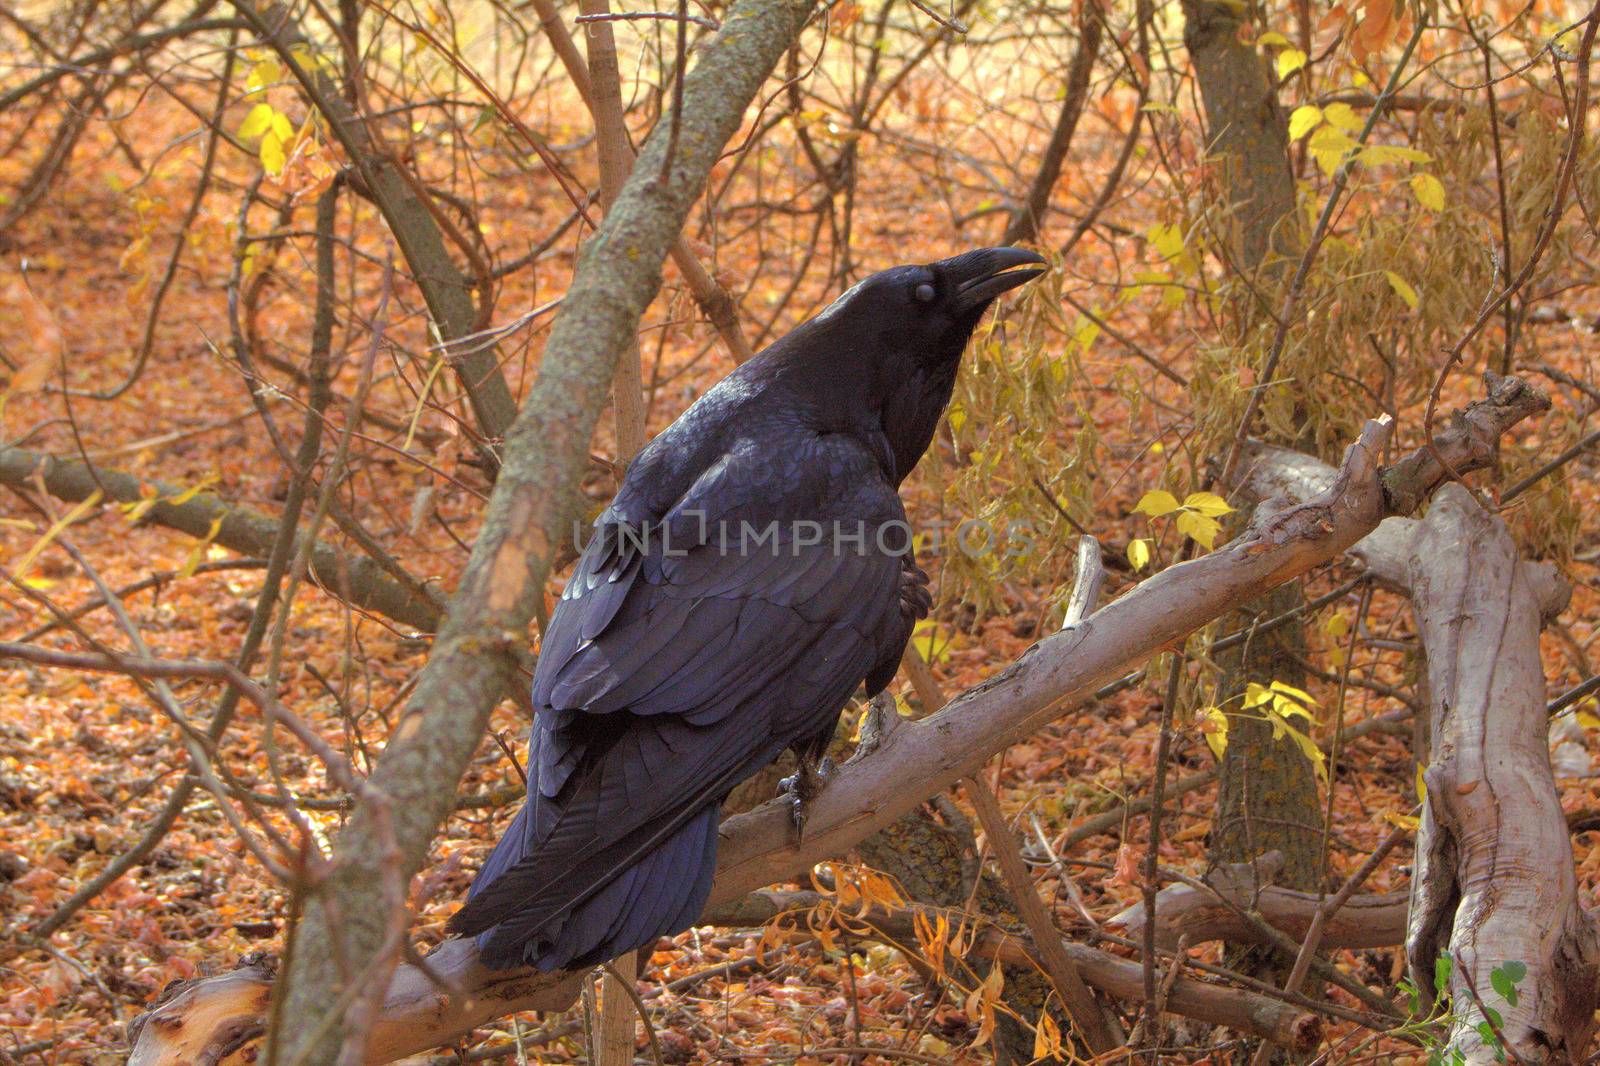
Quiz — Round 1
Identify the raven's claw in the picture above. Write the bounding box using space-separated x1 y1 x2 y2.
777 756 835 841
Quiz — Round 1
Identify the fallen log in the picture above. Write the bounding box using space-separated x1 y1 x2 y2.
129 892 1323 1061
124 376 1550 1061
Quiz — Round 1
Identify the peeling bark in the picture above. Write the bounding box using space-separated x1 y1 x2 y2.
1399 485 1598 1063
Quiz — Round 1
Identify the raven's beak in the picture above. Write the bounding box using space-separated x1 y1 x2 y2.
944 247 1049 312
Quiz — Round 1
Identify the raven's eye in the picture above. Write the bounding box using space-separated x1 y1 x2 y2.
914 282 936 304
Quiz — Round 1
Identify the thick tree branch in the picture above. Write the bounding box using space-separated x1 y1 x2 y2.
0 444 442 632
230 0 521 446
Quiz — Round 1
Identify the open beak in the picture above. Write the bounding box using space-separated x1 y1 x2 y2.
944 247 1049 312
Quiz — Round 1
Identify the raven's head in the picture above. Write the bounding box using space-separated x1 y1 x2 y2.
813 246 1049 361
804 247 1047 480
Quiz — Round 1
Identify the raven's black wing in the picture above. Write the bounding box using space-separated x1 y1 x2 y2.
451 431 914 969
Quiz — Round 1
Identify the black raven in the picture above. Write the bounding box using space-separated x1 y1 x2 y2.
450 247 1047 971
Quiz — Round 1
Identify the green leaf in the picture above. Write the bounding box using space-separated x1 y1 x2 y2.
1411 172 1446 211
1275 47 1308 79
1288 104 1323 141
1133 490 1181 518
1490 966 1519 1006
1385 271 1419 309
1435 952 1454 993
1500 960 1528 984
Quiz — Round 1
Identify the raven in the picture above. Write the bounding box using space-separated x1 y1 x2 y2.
450 247 1048 971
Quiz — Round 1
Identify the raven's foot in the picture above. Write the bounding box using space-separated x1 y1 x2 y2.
899 559 932 620
777 755 835 841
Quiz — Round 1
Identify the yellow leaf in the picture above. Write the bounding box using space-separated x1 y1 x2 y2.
1256 30 1292 46
1282 721 1327 779
1359 144 1432 166
1415 762 1428 803
1199 705 1228 759
1147 222 1185 263
1275 48 1308 79
269 110 294 143
1311 148 1345 178
1133 489 1180 518
1288 104 1323 141
1576 709 1600 730
1032 1008 1063 1060
1183 491 1234 518
912 619 950 664
1175 509 1221 549
1382 810 1421 830
1269 680 1319 707
1244 682 1273 708
260 131 287 175
167 474 219 506
1323 612 1349 639
178 514 226 579
13 490 103 579
947 402 966 433
1127 538 1151 572
1322 101 1363 131
245 58 282 94
1308 125 1358 155
20 576 56 590
1410 172 1446 211
1074 316 1101 353
238 102 274 139
1384 271 1419 309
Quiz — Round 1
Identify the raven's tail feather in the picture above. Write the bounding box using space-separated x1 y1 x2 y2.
469 802 720 972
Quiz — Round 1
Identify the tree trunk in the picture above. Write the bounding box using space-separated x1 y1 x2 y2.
1180 6 1321 1048
1179 0 1298 271
1395 486 1598 1062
